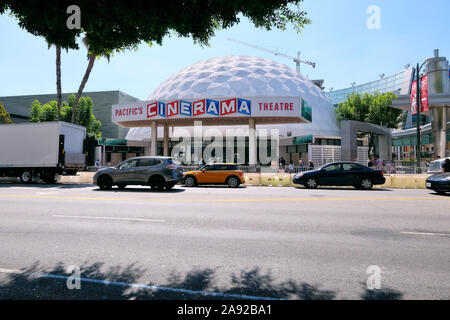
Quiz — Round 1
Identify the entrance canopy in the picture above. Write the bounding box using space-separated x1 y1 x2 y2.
112 96 311 128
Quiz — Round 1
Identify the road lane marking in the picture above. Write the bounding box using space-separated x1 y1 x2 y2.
0 267 282 300
53 215 165 222
0 194 449 203
400 231 450 237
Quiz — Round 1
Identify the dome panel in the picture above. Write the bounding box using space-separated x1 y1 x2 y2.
126 55 341 140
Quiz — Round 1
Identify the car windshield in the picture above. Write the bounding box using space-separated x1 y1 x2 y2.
322 164 341 171
167 158 181 166
119 159 137 169
428 161 442 172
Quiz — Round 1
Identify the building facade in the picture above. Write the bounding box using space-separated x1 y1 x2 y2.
0 90 139 139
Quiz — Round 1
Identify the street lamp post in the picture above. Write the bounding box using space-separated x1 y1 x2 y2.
416 63 421 170
414 58 433 171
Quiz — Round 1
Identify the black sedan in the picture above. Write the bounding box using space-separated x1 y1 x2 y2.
426 173 450 194
293 162 386 190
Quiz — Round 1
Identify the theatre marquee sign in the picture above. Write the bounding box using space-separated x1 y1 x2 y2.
112 97 310 125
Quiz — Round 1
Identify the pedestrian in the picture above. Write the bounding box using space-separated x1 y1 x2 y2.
442 158 450 173
436 155 441 160
308 160 314 170
95 159 99 166
375 155 383 169
288 163 294 174
298 159 304 172
271 159 278 173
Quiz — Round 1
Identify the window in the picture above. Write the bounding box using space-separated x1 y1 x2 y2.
138 158 160 167
323 164 341 171
343 163 363 171
119 159 138 170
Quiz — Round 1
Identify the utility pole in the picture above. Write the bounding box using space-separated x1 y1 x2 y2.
415 63 422 170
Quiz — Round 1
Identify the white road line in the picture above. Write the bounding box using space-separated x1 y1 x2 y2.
52 215 165 223
0 267 281 300
400 231 450 237
0 268 21 274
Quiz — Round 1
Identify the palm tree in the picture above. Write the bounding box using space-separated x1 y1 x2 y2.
48 43 62 121
55 45 62 121
71 38 110 124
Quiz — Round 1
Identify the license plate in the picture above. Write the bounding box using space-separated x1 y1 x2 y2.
426 183 431 188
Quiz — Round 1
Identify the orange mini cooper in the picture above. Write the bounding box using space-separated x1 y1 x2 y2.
183 163 245 188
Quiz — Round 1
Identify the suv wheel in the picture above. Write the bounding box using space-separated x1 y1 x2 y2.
227 176 239 188
184 176 196 187
98 175 113 190
305 178 318 189
149 176 165 191
360 179 373 190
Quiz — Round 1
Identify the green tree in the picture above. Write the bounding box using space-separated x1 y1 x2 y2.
1 1 311 123
40 103 58 122
336 92 403 128
0 102 13 124
31 94 102 138
335 92 405 156
29 99 41 122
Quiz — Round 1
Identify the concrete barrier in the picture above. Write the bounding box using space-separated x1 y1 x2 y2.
388 174 430 189
58 172 95 184
244 173 260 186
3 171 427 189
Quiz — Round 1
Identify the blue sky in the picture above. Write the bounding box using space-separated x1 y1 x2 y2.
0 0 449 101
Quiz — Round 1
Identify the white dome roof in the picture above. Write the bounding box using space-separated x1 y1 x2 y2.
126 55 339 140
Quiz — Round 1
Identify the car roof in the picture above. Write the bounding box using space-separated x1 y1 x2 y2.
205 163 239 165
325 162 365 165
430 157 450 163
125 156 172 161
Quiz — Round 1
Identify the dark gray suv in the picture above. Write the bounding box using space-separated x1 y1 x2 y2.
93 156 183 190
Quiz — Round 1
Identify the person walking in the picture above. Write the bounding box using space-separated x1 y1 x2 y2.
442 158 450 173
298 159 304 172
288 163 294 174
308 160 314 170
375 155 383 169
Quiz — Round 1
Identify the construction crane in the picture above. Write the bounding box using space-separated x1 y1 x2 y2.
227 38 316 73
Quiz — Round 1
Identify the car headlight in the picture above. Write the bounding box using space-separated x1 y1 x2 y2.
295 173 304 178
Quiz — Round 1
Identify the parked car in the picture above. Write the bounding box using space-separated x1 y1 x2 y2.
293 162 386 190
93 156 183 190
426 173 450 194
427 157 450 174
183 164 245 188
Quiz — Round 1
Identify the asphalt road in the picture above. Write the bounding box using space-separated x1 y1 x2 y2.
0 182 449 300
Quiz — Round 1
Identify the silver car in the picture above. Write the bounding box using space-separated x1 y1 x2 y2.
93 156 183 190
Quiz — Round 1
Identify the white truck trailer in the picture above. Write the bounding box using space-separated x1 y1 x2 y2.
0 121 86 183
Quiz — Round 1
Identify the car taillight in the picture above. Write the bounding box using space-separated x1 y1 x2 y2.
166 164 177 169
381 171 384 176
238 171 243 176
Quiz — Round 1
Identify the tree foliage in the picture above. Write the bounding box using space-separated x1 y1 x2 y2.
29 94 102 137
335 92 404 129
0 1 310 54
0 102 13 124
